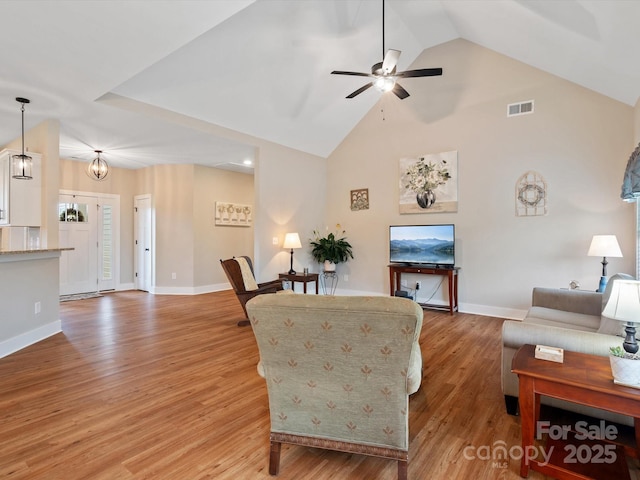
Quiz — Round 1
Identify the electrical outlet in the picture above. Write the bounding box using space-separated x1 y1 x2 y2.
273 237 279 245
401 280 407 287
34 301 41 314
416 281 421 290
172 272 177 280
343 274 349 282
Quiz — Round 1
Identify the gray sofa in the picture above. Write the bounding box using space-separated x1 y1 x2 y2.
501 274 633 426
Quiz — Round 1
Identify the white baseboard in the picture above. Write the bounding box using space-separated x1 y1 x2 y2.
313 288 528 320
150 283 230 295
459 303 527 320
0 320 62 359
107 284 529 320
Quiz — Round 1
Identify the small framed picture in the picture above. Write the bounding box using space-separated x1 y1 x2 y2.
350 189 369 211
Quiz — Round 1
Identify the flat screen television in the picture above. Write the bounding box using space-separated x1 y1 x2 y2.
389 224 455 267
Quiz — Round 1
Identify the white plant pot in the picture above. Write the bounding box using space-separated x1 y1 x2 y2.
323 260 336 272
609 354 640 386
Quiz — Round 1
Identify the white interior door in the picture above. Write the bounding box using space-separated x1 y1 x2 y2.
134 195 152 292
59 194 98 295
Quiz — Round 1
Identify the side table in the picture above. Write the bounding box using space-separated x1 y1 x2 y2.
511 344 640 479
278 272 319 294
388 264 459 315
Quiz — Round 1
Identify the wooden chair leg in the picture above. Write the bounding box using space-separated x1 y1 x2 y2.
398 459 407 480
269 440 281 476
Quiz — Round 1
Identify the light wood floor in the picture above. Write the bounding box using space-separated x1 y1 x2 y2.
0 290 634 479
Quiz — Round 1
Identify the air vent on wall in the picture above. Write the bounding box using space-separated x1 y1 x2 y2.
507 100 534 117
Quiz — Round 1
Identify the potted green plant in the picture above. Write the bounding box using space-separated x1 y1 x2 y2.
609 346 640 386
310 225 354 272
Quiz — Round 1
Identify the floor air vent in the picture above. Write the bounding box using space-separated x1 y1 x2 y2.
507 100 534 117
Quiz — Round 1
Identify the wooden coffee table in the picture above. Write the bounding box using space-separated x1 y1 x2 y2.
511 344 640 479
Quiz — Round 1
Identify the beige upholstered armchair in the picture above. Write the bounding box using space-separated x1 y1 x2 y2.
246 293 424 480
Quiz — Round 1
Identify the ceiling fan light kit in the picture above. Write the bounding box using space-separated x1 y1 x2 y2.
331 0 442 100
374 75 396 93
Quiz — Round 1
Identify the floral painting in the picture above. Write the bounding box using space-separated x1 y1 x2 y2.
215 202 252 226
399 151 458 214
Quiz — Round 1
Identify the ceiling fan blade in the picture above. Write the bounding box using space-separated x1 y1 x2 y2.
382 49 401 74
392 83 410 100
346 82 374 99
331 70 373 77
397 67 443 78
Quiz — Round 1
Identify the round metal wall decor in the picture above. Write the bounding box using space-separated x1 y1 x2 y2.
516 171 547 216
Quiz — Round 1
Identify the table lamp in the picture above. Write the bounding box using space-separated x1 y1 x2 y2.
602 279 640 354
283 232 302 275
587 235 622 292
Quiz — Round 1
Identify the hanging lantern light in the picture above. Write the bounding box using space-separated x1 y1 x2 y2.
87 150 109 181
12 97 33 180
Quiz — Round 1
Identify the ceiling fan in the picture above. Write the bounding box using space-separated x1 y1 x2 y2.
331 0 443 100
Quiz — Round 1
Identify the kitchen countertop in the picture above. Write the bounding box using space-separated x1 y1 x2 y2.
0 248 73 255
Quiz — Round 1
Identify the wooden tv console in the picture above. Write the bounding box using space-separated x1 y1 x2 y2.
388 264 459 315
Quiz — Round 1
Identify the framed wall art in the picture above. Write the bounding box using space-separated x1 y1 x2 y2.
515 171 547 216
399 151 458 214
215 202 252 226
350 188 369 211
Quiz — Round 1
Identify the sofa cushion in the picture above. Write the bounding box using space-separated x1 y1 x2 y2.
526 306 600 331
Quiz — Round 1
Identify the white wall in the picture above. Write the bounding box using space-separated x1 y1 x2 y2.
0 253 61 357
325 39 636 317
254 143 327 284
193 164 254 289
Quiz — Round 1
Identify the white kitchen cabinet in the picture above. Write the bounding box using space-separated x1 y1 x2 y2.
0 149 42 226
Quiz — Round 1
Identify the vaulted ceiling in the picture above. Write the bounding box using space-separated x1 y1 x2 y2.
0 0 638 173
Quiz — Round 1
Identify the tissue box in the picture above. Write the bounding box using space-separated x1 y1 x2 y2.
535 345 564 363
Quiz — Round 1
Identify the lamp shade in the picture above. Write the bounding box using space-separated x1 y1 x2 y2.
283 232 302 249
587 235 622 257
602 279 640 323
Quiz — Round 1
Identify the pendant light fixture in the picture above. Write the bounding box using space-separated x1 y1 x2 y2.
87 149 109 181
12 97 33 180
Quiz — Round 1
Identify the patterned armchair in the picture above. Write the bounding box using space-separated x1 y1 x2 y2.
246 294 424 479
